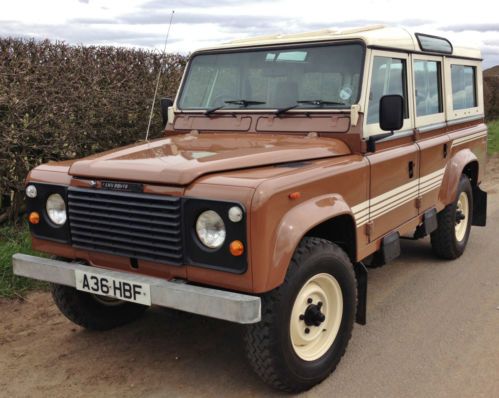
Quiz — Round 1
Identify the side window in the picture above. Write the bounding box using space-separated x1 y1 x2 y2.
414 60 442 116
451 65 477 110
367 56 408 124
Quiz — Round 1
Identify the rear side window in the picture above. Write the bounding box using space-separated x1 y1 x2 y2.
367 56 408 124
451 65 477 110
414 60 442 116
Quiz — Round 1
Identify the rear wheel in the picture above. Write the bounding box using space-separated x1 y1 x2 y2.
244 237 357 393
52 284 148 331
431 175 473 259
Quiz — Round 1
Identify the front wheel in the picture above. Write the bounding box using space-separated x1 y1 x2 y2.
431 175 473 259
52 284 148 331
244 237 357 393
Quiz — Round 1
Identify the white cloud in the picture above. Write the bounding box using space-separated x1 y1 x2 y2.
1 0 498 67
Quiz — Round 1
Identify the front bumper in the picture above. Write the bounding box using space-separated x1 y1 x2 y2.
12 253 261 324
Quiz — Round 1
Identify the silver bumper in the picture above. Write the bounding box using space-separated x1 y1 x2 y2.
12 253 261 324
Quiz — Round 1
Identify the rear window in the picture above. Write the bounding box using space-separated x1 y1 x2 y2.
414 60 443 116
451 65 477 110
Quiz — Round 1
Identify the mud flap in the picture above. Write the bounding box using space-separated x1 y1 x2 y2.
370 231 401 267
354 262 368 325
472 185 487 226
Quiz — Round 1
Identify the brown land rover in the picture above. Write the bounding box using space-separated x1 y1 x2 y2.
13 26 488 392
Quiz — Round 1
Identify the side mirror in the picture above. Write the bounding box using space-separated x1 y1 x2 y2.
379 94 404 132
160 97 173 126
367 94 405 153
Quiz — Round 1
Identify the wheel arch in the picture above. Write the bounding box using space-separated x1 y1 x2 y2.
439 148 479 206
304 214 357 263
462 160 479 186
263 194 357 291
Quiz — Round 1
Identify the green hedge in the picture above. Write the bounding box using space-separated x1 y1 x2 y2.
0 38 187 218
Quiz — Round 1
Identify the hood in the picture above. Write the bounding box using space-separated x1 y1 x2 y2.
69 133 351 185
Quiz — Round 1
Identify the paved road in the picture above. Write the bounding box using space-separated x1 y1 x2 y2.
1 178 498 397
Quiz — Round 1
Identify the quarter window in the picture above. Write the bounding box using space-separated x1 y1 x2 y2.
451 65 477 110
367 57 408 124
414 60 442 116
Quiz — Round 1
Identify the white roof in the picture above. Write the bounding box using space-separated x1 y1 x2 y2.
198 25 481 60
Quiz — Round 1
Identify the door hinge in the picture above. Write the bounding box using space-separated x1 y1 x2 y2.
365 221 374 238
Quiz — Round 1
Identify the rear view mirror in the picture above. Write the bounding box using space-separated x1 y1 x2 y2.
367 95 405 153
379 94 404 132
160 97 173 126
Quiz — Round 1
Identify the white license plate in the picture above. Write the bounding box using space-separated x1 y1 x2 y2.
75 269 151 306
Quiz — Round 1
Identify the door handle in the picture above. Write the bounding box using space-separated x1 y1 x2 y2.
443 143 448 158
408 161 414 178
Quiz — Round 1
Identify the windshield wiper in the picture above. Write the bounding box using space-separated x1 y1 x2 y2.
205 105 225 115
224 99 266 107
275 99 346 115
275 104 300 115
205 99 265 115
204 99 266 115
296 99 346 106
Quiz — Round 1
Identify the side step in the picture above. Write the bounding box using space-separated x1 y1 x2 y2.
413 208 438 239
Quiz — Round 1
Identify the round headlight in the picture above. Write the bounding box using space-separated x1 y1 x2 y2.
46 193 67 225
196 210 226 249
26 185 37 198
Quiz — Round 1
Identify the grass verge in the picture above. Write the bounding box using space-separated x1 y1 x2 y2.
0 224 47 298
488 119 499 155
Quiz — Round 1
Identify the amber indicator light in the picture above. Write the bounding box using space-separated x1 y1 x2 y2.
229 240 245 256
288 191 301 200
28 212 40 225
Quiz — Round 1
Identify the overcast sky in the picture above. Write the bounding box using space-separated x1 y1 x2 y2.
1 0 498 68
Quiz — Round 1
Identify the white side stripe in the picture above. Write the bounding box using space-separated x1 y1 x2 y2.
351 131 486 227
451 132 487 147
351 167 446 227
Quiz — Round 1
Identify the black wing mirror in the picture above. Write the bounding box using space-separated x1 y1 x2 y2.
160 97 173 127
379 94 404 131
367 94 404 152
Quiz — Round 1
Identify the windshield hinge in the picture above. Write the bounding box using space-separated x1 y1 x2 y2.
350 104 361 127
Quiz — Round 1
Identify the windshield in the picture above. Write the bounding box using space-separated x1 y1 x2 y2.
178 43 364 111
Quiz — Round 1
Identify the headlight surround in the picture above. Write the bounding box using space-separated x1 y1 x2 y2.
46 193 67 225
195 210 226 249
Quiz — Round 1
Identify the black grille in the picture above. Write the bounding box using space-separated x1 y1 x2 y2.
67 188 183 264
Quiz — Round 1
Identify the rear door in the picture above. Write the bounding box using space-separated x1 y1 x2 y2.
365 50 419 241
412 54 449 213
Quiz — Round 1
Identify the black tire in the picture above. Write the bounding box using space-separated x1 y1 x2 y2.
51 284 148 331
244 237 357 393
431 175 473 259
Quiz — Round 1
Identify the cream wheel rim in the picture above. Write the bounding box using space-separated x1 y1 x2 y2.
455 192 469 242
290 273 343 361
